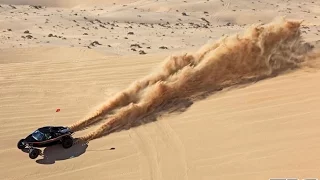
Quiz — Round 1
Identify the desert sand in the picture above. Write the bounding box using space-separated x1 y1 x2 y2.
1 0 320 180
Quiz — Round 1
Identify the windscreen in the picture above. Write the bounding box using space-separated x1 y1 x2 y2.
32 130 45 141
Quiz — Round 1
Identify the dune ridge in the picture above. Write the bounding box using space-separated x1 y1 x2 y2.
69 18 316 142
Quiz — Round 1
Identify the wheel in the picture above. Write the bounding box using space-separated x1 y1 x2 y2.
17 139 26 150
61 136 73 149
29 149 40 159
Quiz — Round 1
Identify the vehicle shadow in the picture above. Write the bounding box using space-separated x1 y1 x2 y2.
35 138 88 164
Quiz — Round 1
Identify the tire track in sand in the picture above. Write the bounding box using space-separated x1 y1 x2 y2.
129 118 189 180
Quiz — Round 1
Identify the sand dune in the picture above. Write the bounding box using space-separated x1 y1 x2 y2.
1 0 320 180
0 0 137 7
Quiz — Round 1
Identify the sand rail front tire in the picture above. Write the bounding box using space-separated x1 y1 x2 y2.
29 148 40 159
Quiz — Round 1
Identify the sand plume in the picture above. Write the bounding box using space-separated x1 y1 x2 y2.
72 18 316 141
69 41 220 131
69 22 228 133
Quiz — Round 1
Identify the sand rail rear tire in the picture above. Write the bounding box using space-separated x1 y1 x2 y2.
61 136 73 149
